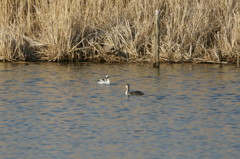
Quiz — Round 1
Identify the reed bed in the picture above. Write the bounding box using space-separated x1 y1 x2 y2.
0 0 239 63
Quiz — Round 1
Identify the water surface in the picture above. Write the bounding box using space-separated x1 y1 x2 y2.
0 63 239 159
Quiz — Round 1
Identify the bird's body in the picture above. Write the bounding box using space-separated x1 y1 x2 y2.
125 84 144 96
97 75 110 85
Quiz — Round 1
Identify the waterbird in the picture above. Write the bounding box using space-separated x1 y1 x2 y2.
125 84 144 96
97 75 110 85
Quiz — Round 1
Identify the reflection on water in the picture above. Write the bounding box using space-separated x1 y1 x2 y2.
0 63 240 159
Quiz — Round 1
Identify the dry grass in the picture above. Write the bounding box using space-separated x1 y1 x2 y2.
0 0 239 63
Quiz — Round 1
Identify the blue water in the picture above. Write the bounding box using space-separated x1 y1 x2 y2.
0 63 240 159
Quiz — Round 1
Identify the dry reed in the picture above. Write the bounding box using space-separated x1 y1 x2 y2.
0 0 239 63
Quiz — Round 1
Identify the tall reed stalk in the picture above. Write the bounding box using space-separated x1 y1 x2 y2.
0 0 239 63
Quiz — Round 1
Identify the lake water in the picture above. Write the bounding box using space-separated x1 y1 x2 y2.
0 62 239 159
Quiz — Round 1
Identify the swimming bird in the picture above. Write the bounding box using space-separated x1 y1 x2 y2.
97 75 110 85
125 84 144 96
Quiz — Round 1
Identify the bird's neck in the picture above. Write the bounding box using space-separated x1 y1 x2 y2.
125 86 130 95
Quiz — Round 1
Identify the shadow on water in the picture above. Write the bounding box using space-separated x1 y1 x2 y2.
0 63 240 159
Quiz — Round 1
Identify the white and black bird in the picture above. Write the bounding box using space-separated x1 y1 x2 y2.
125 84 144 96
97 75 110 85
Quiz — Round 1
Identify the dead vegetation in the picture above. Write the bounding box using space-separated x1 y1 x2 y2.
0 0 239 63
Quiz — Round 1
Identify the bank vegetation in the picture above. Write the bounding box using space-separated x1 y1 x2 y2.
0 0 239 63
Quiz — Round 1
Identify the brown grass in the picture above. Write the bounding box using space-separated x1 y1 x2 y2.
0 0 239 63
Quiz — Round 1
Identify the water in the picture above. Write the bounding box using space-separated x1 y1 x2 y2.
0 62 239 159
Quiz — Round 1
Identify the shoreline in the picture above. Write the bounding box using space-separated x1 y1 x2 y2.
0 58 234 66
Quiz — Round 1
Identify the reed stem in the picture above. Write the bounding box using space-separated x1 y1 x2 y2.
154 10 160 68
